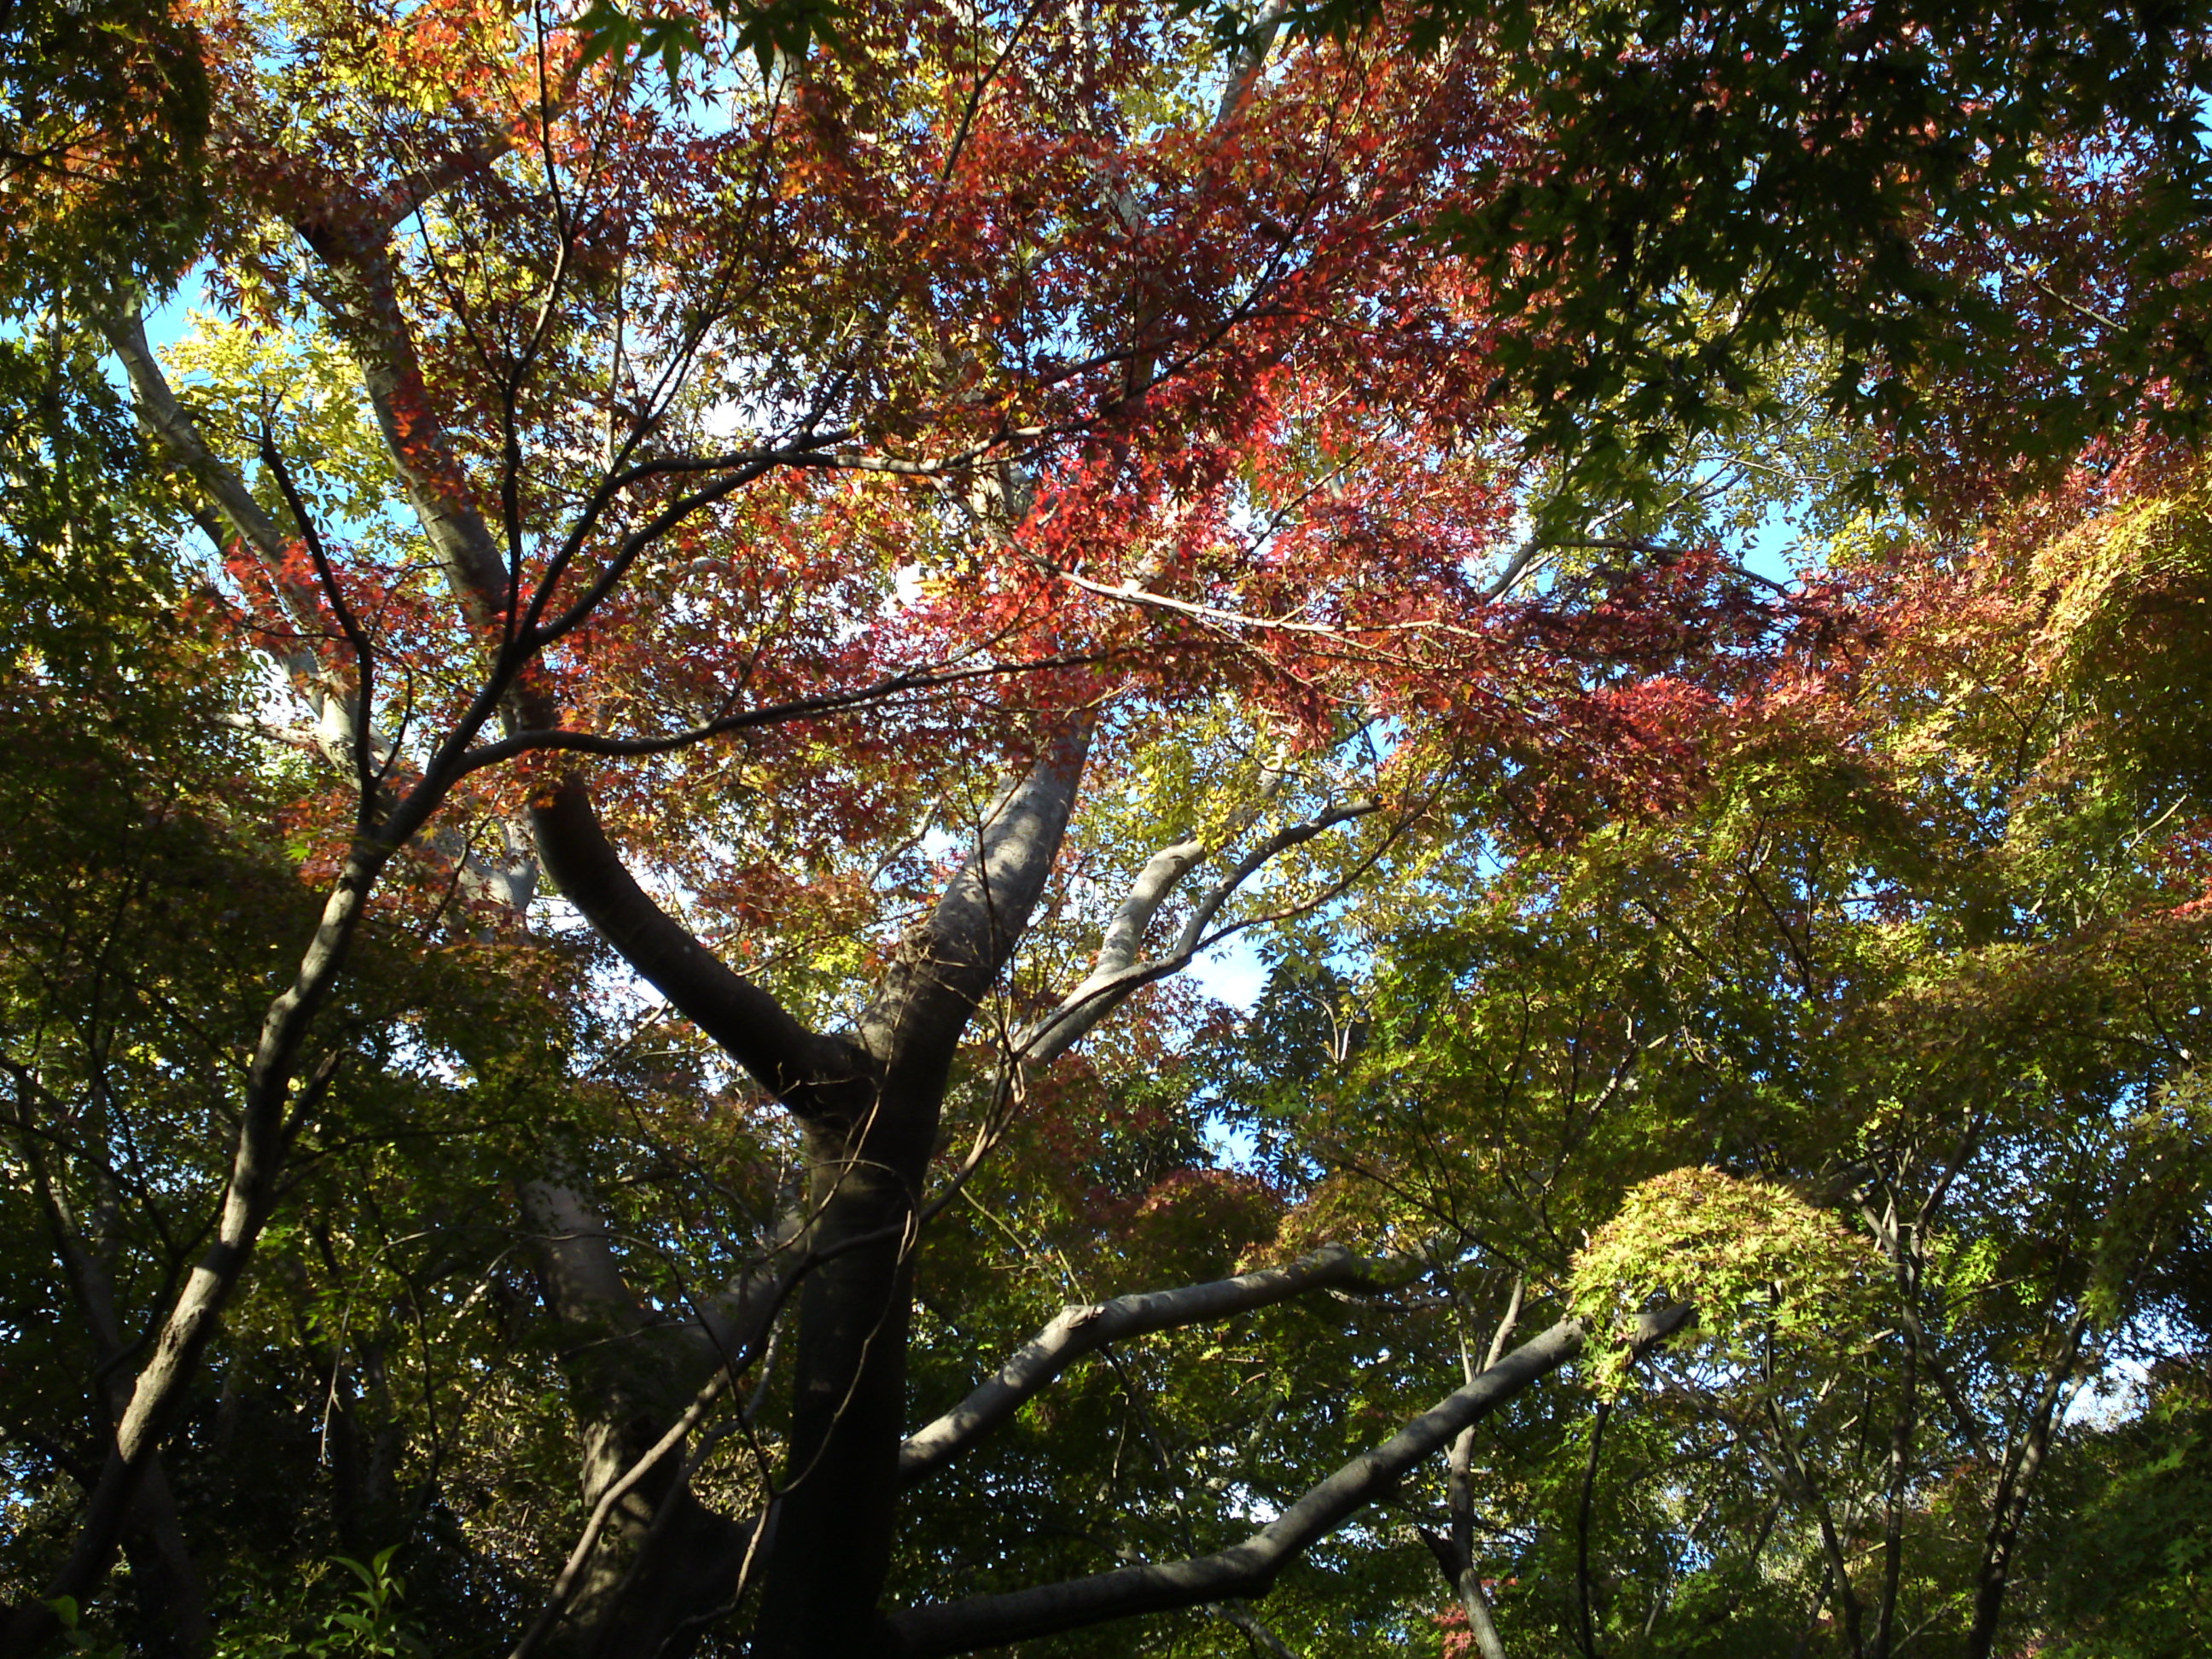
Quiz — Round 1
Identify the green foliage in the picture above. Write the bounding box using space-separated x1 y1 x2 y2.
1182 453 2212 1656
574 0 846 84
2034 1372 2212 1658
0 0 209 305
1569 1166 1875 1395
1185 0 2212 527
214 1551 428 1659
47 1596 128 1659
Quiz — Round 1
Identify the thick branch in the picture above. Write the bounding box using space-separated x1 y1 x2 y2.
295 228 513 621
1084 769 1293 981
99 309 364 760
5 1074 212 1652
890 1304 1691 1656
532 781 868 1119
291 169 855 1121
104 307 536 911
1020 800 1372 1067
856 718 1095 1074
99 311 288 566
899 1245 1412 1487
518 1179 646 1336
1439 1275 1524 1659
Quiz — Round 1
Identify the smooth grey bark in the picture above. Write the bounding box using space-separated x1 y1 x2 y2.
3 306 399 1658
514 717 1111 1659
44 49 1516 1659
270 152 1098 1659
855 722 1097 1072
102 305 538 911
888 1306 1692 1657
747 725 1096 1659
288 218 515 629
1216 1600 1301 1657
14 177 554 1654
36 103 1077 1659
509 1184 754 1659
1016 800 1372 1067
899 1245 1412 1486
99 310 365 768
1435 1275 1522 1659
1016 778 1281 1063
276 186 818 1659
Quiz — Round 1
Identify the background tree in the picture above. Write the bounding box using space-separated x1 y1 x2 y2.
1195 439 2212 1659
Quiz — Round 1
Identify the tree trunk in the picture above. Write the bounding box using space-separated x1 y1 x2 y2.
749 1106 934 1658
1964 1329 2081 1659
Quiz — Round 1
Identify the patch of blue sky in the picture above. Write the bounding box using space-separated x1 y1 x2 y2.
1742 497 1802 587
1189 926 1268 1007
135 257 212 358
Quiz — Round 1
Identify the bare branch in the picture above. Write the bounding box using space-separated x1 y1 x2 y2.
99 311 287 565
898 1245 1416 1487
1481 538 1547 602
460 653 1106 774
507 1371 735 1659
1020 800 1376 1067
300 230 515 626
259 431 383 810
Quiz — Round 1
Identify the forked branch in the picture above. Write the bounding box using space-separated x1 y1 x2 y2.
855 716 1097 1073
1021 799 1377 1066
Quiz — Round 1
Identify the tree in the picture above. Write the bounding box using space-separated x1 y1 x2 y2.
0 3 1783 1655
7 2 2209 1657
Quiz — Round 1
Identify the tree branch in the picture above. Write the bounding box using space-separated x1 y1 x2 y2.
294 228 515 625
890 1304 1691 1656
461 653 1104 774
1019 799 1375 1067
898 1245 1415 1487
98 308 365 760
531 781 870 1120
854 716 1097 1078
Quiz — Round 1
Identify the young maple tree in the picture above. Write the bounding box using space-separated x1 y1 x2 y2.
0 2 1797 1656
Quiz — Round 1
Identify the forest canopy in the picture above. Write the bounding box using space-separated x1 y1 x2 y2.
2 2 2209 1657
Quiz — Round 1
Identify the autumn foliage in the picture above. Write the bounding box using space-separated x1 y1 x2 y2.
2 1 2209 1657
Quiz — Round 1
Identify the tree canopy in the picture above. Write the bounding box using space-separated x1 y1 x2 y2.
1 3 2208 1659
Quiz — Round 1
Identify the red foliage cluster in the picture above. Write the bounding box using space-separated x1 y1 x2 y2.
160 0 1863 944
